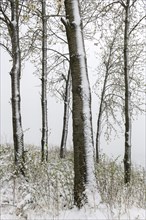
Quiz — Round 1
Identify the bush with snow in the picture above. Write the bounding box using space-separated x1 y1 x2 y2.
0 144 145 219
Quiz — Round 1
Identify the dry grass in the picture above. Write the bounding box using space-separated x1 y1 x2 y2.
0 144 145 218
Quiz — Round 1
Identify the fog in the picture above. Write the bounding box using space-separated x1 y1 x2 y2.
0 46 145 167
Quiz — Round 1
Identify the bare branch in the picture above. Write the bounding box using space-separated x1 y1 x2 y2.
130 0 138 7
47 48 69 62
118 0 126 8
0 42 12 57
0 3 11 25
129 15 146 35
49 28 67 44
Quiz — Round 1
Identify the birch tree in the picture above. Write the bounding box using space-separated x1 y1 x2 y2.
121 0 145 184
21 0 71 160
94 0 145 182
0 0 25 174
60 68 71 158
41 0 48 162
62 0 97 207
95 27 122 163
122 0 131 184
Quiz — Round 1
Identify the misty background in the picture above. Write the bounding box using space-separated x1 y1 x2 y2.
0 43 145 167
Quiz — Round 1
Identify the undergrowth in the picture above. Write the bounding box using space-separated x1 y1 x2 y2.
95 154 146 214
0 144 145 218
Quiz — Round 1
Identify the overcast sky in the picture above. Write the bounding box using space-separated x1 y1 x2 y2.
0 44 145 167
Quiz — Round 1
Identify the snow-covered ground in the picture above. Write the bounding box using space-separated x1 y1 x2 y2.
1 203 145 220
0 146 145 220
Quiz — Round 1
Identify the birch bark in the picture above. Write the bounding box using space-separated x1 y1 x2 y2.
41 0 48 162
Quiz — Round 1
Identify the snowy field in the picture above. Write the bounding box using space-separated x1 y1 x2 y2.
1 206 145 220
0 145 145 220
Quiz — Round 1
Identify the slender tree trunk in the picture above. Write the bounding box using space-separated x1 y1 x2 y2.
41 0 48 162
9 0 25 174
95 36 116 163
123 0 131 184
62 0 96 208
60 69 71 158
96 71 108 163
